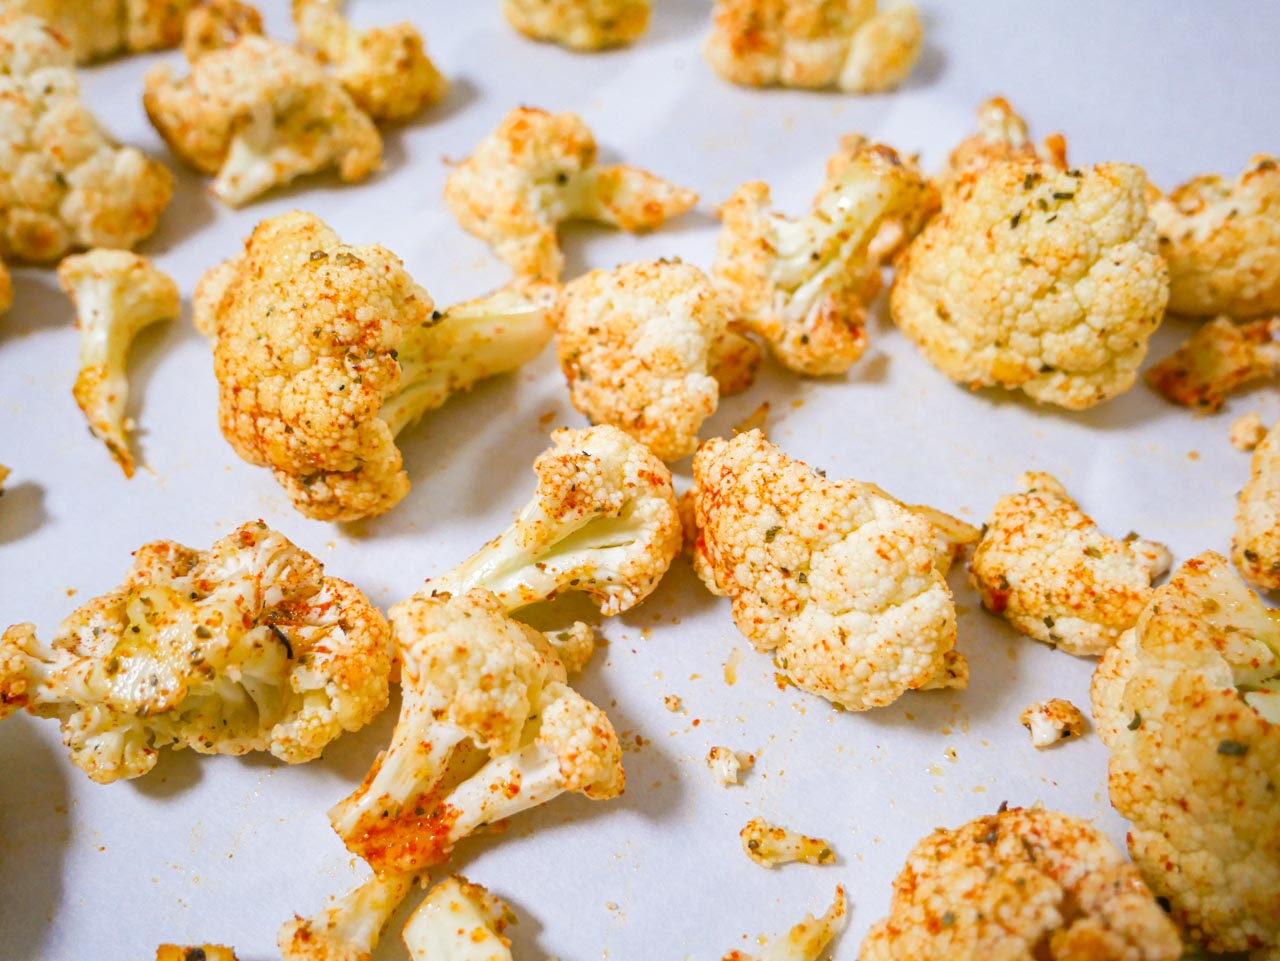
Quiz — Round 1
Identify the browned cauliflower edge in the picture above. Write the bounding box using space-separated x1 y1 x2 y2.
1234 418 1280 590
1145 315 1279 414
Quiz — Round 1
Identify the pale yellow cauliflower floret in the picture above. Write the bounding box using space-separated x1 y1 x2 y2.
143 35 382 207
503 0 650 51
891 160 1169 409
722 886 848 961
938 96 1067 201
859 806 1182 961
8 0 195 63
402 875 517 961
1091 552 1280 955
181 0 262 61
444 106 697 282
969 472 1172 657
0 14 173 263
1020 697 1087 748
740 816 836 867
1146 315 1279 413
1151 155 1280 318
1234 418 1280 590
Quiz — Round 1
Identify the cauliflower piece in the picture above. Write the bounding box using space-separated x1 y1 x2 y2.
689 430 960 711
722 886 847 961
8 0 195 62
280 869 414 961
293 0 447 124
969 472 1172 657
422 424 682 617
156 947 239 961
444 106 697 282
0 14 173 263
1151 155 1280 318
0 253 10 316
1232 412 1268 452
713 139 929 376
704 0 922 93
822 134 938 262
891 160 1169 409
859 805 1182 961
143 35 382 207
939 96 1067 201
1146 315 1280 413
1091 552 1280 954
707 745 754 785
1235 418 1280 590
503 0 650 51
917 648 969 691
402 875 517 961
199 212 555 521
0 521 391 783
329 588 622 875
181 0 262 61
1020 698 1087 749
57 250 180 478
741 817 836 867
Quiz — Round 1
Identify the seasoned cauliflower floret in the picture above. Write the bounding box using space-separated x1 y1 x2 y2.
143 35 382 207
1020 698 1087 749
1234 418 1280 590
939 96 1067 201
689 430 963 711
156 947 238 961
0 14 173 263
969 472 1171 657
1146 315 1279 413
8 0 195 62
503 0 650 51
181 0 262 61
1231 412 1268 452
444 106 697 282
741 817 836 867
722 886 847 961
891 160 1169 409
402 876 517 961
705 0 923 94
1151 155 1280 318
0 521 392 783
707 745 754 786
280 869 414 961
859 805 1181 961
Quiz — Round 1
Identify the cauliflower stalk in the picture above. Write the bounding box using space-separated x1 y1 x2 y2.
1235 418 1280 589
182 0 263 61
1091 552 1280 954
279 869 414 961
1146 315 1279 413
722 886 847 961
401 875 517 961
0 521 392 783
8 0 194 63
503 0 650 51
444 106 697 282
740 817 836 867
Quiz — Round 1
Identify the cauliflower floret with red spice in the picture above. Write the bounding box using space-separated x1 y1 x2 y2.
859 805 1181 961
181 0 262 61
1235 418 1280 590
280 869 414 961
938 96 1067 201
891 160 1169 409
444 106 697 282
8 0 195 62
401 875 518 961
969 472 1172 657
1151 155 1280 318
1091 552 1280 955
503 0 650 51
1146 315 1280 413
723 886 848 961
0 521 392 783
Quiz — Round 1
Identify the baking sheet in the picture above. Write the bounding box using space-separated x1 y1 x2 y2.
2 2 1278 958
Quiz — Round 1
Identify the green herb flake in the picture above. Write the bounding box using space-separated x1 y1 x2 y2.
1084 546 1103 559
940 911 956 928
1127 712 1142 731
1217 739 1249 757
764 525 781 543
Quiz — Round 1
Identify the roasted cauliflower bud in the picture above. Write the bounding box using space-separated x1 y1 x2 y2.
1151 155 1280 318
143 35 382 207
202 212 554 521
444 107 697 282
181 0 263 61
8 0 195 63
0 14 173 263
713 141 929 376
280 869 414 961
402 876 517 961
0 521 392 783
969 472 1172 657
859 806 1182 961
690 430 959 711
1146 315 1279 413
503 0 650 51
1091 552 1280 954
891 161 1169 409
723 886 848 961
330 588 621 876
1235 419 1280 591
939 96 1067 201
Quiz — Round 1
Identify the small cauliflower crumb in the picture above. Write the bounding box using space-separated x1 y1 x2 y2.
740 816 836 867
664 694 683 712
1146 315 1279 413
723 647 743 686
722 886 847 961
157 947 238 961
1019 698 1087 749
707 745 754 785
1231 412 1267 452
1234 418 1280 589
503 0 650 51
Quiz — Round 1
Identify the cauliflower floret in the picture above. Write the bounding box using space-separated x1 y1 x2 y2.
57 250 180 478
1232 412 1268 452
707 745 754 785
503 0 650 51
0 521 392 783
280 869 414 961
444 106 697 282
1234 418 1280 590
938 96 1067 201
143 35 381 207
1151 155 1280 318
969 472 1172 657
1020 698 1087 749
689 430 962 710
891 160 1169 409
704 0 922 93
859 805 1182 961
401 875 517 961
199 212 555 521
293 0 447 124
329 588 621 876
181 0 262 61
0 14 173 263
156 947 238 961
741 817 836 867
722 886 847 961
8 0 195 63
1146 315 1280 413
1091 552 1280 954
713 139 929 376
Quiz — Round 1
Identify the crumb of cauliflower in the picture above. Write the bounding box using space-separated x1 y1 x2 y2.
859 805 1182 961
938 96 1067 201
156 947 238 961
1231 412 1268 452
444 106 697 282
182 0 262 61
707 745 754 785
740 817 836 867
722 886 847 961
1020 698 1086 749
1146 315 1279 413
891 160 1169 409
402 875 518 961
1234 418 1280 590
503 0 650 50
9 0 195 62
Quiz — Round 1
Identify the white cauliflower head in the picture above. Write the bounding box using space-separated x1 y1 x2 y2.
444 106 697 282
503 0 650 51
0 521 392 783
280 869 415 961
740 816 836 867
1234 418 1280 590
401 875 517 961
1091 552 1280 955
722 886 848 961
1019 697 1087 749
181 0 263 61
7 0 195 63
1146 315 1280 414
939 96 1067 201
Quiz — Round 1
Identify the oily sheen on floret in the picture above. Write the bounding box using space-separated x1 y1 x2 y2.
503 0 651 50
1235 418 1280 589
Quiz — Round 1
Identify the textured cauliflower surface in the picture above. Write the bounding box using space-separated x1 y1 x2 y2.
0 521 392 782
402 875 516 961
939 96 1067 201
182 0 263 61
891 160 1169 409
723 886 847 961
969 472 1171 657
1152 155 1280 318
860 806 1181 960
503 0 650 50
740 816 836 867
9 0 194 63
1146 315 1279 413
1020 697 1087 748
690 430 958 710
1091 552 1280 954
1235 418 1280 590
444 106 697 282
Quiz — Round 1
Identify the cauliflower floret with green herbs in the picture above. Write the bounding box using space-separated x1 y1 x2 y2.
722 886 847 961
503 0 650 51
1091 552 1280 955
0 521 392 783
280 869 415 961
938 96 1067 201
1234 419 1280 590
181 0 262 61
444 106 697 282
1146 315 1280 413
401 875 517 961
740 817 836 867
8 0 194 63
